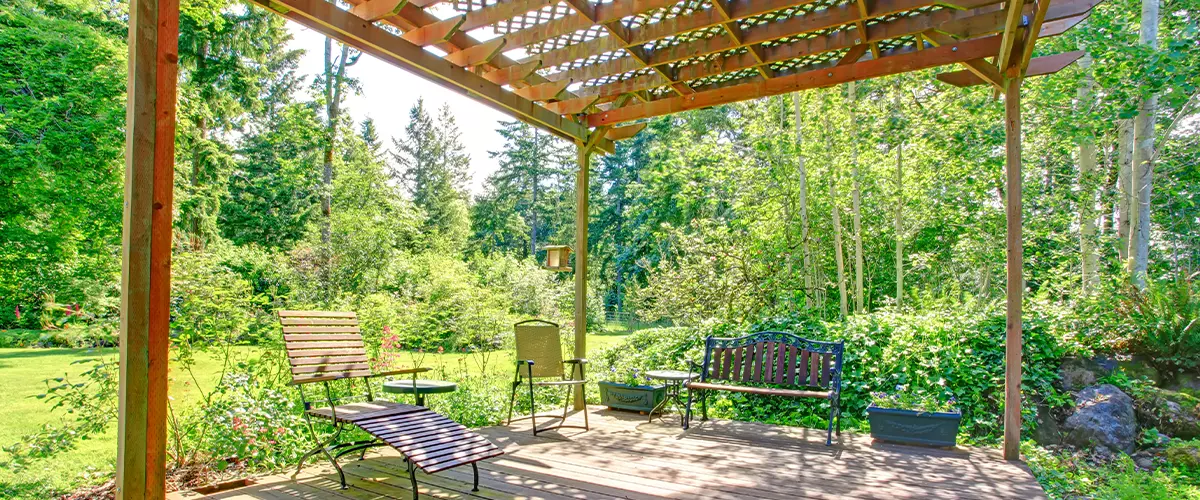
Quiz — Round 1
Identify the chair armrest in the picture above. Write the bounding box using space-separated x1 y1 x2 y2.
563 358 588 364
372 367 432 377
517 359 535 366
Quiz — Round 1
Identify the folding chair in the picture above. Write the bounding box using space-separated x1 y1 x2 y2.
505 319 589 435
281 310 503 498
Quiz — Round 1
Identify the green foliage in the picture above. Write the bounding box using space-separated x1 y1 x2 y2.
594 327 702 386
1116 277 1200 373
391 99 472 250
2 359 117 471
0 0 126 329
868 388 959 414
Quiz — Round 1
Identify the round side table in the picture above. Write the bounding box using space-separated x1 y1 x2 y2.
382 379 457 406
645 369 698 424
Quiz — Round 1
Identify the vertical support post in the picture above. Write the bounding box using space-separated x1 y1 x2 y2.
1002 75 1023 461
118 0 178 497
573 142 590 410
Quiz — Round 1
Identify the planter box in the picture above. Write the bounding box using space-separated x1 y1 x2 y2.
598 381 666 413
867 405 962 447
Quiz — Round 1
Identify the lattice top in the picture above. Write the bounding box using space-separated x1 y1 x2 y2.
282 0 1091 142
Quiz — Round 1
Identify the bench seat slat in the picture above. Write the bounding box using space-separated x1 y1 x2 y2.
686 381 830 399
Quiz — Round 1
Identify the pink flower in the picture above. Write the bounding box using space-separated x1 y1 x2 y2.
437 346 444 354
14 306 19 320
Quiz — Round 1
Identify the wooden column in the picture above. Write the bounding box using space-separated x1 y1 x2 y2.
118 0 179 497
573 142 590 410
1002 75 1023 461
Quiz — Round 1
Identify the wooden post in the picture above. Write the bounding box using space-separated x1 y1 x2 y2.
1002 75 1023 461
118 0 178 497
573 142 590 410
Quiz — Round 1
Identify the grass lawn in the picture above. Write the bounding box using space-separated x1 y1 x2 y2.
0 329 634 498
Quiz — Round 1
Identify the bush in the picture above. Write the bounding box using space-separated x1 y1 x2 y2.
595 303 1077 442
1116 277 1200 376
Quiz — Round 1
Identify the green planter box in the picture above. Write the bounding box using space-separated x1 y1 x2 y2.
598 381 666 413
867 405 962 447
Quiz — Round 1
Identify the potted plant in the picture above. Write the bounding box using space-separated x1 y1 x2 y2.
597 365 666 413
866 386 961 447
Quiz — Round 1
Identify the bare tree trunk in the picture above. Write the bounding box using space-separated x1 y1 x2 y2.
1078 52 1100 294
848 82 864 314
794 93 813 309
893 88 904 308
826 94 848 319
190 40 209 251
321 38 335 245
1130 0 1159 287
1116 119 1133 261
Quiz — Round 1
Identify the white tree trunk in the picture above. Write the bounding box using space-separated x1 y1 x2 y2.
1131 0 1159 287
794 93 814 309
894 88 904 308
1078 52 1100 294
826 93 848 319
1116 119 1133 261
848 82 865 314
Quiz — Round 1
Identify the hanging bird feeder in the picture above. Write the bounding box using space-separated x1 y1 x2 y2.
543 245 572 272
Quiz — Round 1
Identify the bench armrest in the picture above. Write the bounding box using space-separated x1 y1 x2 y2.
372 367 432 378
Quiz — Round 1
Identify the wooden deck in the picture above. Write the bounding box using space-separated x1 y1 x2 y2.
170 407 1046 500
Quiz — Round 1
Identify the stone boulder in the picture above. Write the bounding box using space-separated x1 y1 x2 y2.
1167 442 1200 469
1133 386 1200 440
1057 357 1117 392
1116 356 1161 385
1062 384 1138 453
1032 404 1061 446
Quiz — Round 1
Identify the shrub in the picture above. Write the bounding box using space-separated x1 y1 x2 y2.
1116 277 1200 375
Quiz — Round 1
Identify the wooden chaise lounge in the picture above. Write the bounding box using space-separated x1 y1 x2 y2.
281 310 503 499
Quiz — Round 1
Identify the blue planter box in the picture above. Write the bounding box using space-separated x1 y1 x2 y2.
867 405 962 447
598 381 666 413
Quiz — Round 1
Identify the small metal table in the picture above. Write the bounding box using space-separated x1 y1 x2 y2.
645 370 698 423
382 379 457 406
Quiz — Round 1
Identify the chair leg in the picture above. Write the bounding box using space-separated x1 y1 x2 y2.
527 377 538 436
700 391 708 421
683 389 693 430
506 380 518 426
407 458 418 500
825 401 836 446
835 399 842 436
581 382 589 431
472 462 480 492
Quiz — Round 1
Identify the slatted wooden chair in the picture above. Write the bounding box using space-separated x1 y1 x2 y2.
281 310 503 498
505 319 589 436
685 331 845 446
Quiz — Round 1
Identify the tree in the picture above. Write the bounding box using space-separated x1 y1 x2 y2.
318 37 361 245
478 120 573 257
0 0 126 326
848 82 866 314
1129 0 1160 287
391 100 471 249
1077 52 1101 293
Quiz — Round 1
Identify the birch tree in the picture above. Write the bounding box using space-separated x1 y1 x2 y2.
826 93 848 318
1129 0 1159 287
794 93 814 309
1078 52 1100 293
848 82 865 314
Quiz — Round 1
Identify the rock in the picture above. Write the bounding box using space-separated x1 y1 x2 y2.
1132 386 1200 440
1032 404 1061 446
1058 357 1115 392
1062 384 1138 454
1132 448 1163 470
1169 372 1200 396
1117 356 1161 384
1166 443 1200 469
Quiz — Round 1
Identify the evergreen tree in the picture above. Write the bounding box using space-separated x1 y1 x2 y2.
391 99 471 248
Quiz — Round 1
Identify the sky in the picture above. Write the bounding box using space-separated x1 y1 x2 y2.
286 24 512 196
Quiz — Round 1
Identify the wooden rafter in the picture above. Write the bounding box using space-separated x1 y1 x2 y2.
586 33 1003 127
349 0 407 22
569 0 1088 102
937 50 1084 86
444 37 507 67
1017 0 1054 75
605 123 648 141
513 79 572 101
400 14 464 46
996 0 1028 72
923 30 1004 89
460 0 556 33
255 0 611 152
481 59 542 85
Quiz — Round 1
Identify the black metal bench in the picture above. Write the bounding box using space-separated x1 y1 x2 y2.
685 331 845 445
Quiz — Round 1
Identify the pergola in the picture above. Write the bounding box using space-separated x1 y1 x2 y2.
117 0 1098 496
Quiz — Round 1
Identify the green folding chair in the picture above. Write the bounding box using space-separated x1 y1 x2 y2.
505 319 589 435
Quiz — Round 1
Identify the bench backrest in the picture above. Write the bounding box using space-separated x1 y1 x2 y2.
279 310 372 385
699 331 843 390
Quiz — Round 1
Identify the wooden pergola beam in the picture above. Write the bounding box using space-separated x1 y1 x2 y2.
400 14 464 46
257 0 603 150
513 79 572 101
480 59 542 85
936 50 1083 86
443 37 506 67
606 122 647 141
996 0 1027 71
923 30 1004 89
460 0 556 33
587 33 1003 126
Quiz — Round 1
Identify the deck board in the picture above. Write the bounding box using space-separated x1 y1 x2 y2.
169 407 1046 500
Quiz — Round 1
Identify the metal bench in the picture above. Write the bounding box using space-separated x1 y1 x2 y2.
281 310 503 498
684 331 845 445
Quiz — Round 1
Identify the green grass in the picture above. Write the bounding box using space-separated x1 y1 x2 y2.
0 329 634 498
